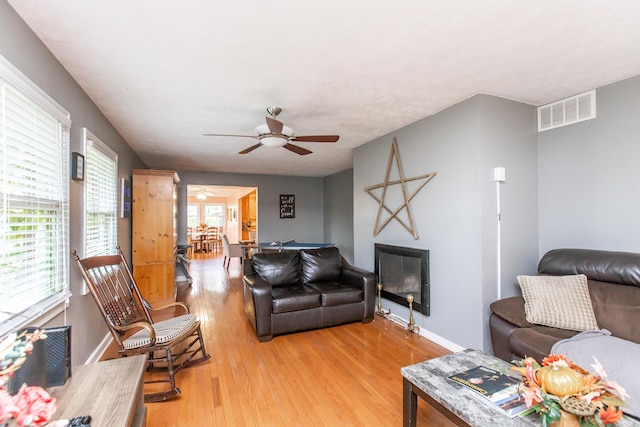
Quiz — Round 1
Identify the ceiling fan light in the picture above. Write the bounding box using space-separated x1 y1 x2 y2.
197 192 207 200
261 136 287 148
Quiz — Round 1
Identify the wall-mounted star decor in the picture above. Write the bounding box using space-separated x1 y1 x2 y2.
364 137 436 240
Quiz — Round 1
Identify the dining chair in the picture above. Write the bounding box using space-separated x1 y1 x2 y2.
205 226 221 253
221 234 244 269
186 233 194 259
71 247 210 402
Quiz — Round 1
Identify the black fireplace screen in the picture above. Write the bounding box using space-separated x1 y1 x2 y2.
374 244 430 316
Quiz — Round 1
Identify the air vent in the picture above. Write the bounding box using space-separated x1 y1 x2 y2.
538 90 596 132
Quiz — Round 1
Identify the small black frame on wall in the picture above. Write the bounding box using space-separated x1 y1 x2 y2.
120 178 132 218
279 194 295 218
71 152 85 181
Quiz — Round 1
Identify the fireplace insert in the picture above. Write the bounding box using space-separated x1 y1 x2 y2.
374 243 430 316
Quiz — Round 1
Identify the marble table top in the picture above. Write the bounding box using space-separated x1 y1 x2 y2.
401 348 639 427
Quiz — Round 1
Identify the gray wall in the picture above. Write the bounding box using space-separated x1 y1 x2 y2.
475 96 539 349
176 170 326 245
1 2 147 364
323 169 355 264
353 94 537 352
11 0 639 359
1 0 355 365
538 75 640 255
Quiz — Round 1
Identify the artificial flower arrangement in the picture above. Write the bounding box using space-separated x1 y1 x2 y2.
0 330 57 427
511 354 627 427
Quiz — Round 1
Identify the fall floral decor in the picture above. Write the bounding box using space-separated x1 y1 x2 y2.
0 330 57 427
511 354 628 427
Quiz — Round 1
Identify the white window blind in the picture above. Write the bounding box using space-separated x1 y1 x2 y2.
0 55 71 336
84 128 117 258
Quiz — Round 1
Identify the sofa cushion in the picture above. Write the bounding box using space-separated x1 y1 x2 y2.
588 279 640 344
271 285 321 313
300 247 341 283
508 326 578 362
517 274 599 332
538 248 640 287
252 251 301 287
305 281 364 306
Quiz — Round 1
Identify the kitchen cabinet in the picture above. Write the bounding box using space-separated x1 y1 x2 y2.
240 190 257 240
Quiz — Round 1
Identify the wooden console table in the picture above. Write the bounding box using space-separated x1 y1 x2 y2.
49 355 147 427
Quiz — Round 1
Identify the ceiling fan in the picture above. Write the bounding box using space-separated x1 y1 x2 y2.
203 106 339 155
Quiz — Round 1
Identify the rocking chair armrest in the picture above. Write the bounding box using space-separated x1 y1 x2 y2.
149 301 190 315
113 321 157 346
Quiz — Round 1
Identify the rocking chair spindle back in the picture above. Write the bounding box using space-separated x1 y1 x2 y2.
72 247 210 402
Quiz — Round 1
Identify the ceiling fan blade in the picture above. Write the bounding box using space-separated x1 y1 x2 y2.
284 143 312 155
239 143 263 154
203 133 259 139
291 135 339 143
265 116 284 134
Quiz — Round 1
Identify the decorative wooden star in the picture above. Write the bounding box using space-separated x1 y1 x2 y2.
364 137 436 240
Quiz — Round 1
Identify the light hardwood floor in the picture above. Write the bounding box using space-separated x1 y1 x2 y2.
104 252 456 426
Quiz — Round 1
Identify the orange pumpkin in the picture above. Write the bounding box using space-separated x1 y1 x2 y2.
536 365 584 396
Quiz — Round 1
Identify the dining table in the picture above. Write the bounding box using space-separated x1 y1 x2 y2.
191 231 219 253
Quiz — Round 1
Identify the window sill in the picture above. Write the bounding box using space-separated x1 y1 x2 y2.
0 294 70 338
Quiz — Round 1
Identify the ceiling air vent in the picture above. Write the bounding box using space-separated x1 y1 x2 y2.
538 90 596 132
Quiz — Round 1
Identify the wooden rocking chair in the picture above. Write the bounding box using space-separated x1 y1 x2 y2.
72 247 210 403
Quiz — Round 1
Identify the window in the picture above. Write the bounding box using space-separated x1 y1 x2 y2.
0 55 71 336
84 128 117 258
187 204 199 228
203 204 224 227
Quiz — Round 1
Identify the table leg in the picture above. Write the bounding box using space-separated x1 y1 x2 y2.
403 377 418 427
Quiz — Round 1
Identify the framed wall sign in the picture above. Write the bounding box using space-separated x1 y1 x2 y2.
279 194 295 218
71 152 85 181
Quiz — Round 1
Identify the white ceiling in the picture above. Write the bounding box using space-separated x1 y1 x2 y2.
8 1 640 177
187 185 254 200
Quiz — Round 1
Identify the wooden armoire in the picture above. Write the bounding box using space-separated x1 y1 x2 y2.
132 169 179 304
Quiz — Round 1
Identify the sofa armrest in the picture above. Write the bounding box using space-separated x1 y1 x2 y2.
340 264 377 321
243 273 274 341
489 313 519 362
489 296 532 328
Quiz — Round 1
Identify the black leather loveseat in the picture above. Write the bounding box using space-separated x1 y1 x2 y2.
242 247 376 342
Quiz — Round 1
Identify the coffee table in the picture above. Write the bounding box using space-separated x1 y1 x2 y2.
401 348 639 427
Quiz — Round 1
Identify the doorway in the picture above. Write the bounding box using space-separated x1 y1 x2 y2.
186 185 257 243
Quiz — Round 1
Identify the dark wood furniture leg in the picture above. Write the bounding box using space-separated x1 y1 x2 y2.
403 377 418 427
403 377 470 427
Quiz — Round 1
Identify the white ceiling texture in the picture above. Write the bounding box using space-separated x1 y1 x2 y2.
8 1 640 177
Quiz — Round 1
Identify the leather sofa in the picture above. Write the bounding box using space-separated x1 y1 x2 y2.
489 248 640 362
242 246 376 342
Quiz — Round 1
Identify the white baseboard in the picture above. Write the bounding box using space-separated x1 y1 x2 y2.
382 311 464 353
85 332 113 364
417 326 464 353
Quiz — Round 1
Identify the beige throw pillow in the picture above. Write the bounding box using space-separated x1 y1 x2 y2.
517 274 599 332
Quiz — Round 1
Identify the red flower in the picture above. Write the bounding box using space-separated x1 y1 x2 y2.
541 354 570 367
598 405 623 424
12 385 57 427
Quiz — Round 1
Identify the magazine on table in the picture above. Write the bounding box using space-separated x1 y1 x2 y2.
447 365 530 418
